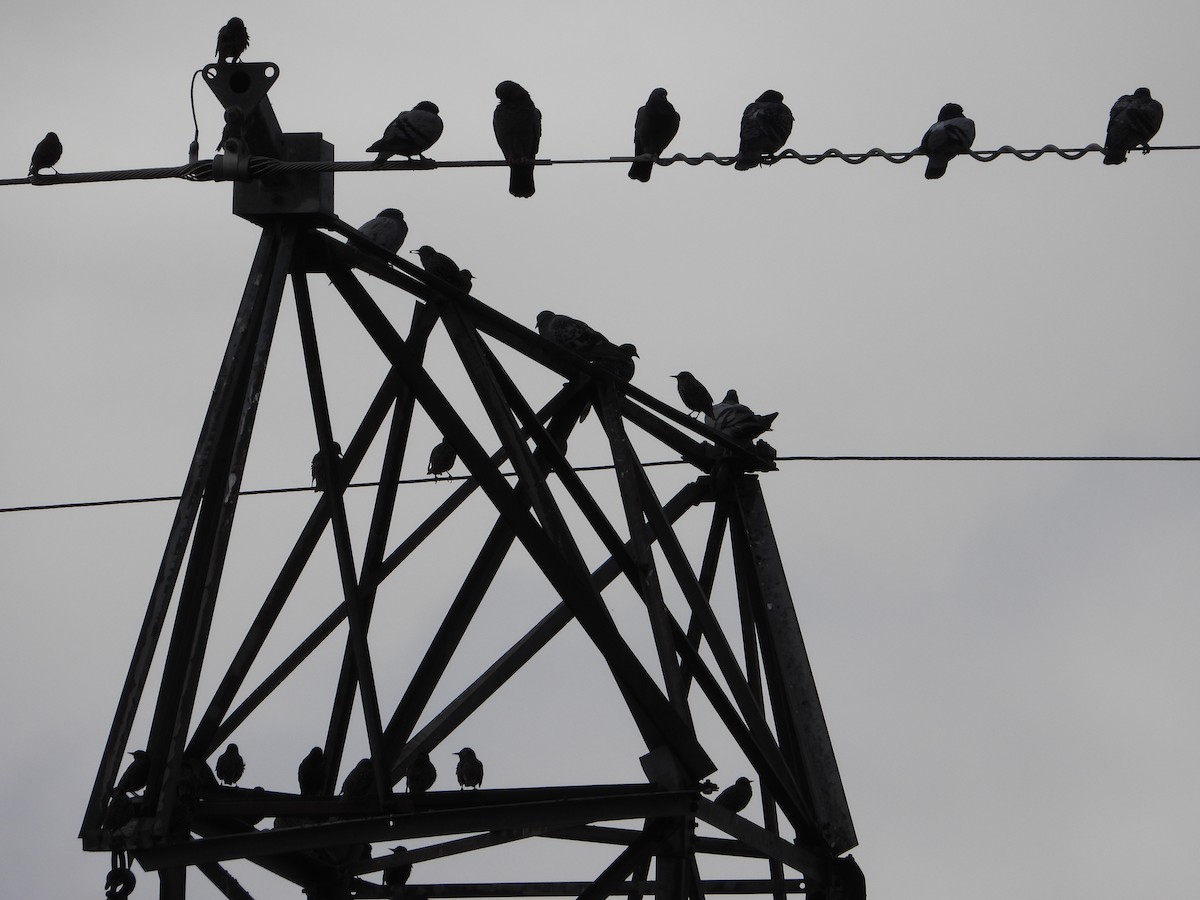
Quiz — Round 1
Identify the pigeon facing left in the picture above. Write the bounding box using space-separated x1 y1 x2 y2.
215 744 245 786
358 209 408 254
215 17 249 62
493 80 542 198
713 776 753 813
919 103 976 180
734 91 793 170
1103 88 1163 165
368 102 444 163
629 88 680 183
29 132 62 176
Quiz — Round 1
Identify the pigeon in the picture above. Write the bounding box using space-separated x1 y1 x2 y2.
311 442 343 492
28 132 62 176
358 209 408 254
713 776 753 812
454 747 483 789
368 102 444 163
629 88 680 182
493 80 542 198
536 311 608 357
711 390 777 443
215 743 245 786
298 746 326 796
427 439 456 481
412 245 472 292
383 846 413 893
340 758 374 797
115 750 150 795
407 751 437 794
215 17 250 62
734 91 793 170
1103 87 1163 165
919 103 976 180
672 371 714 418
590 342 638 382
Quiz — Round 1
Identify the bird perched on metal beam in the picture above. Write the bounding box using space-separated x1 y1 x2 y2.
412 245 472 292
407 751 437 794
298 746 326 796
358 209 408 254
340 758 374 797
1103 87 1163 165
672 371 714 419
215 17 250 62
629 88 680 183
493 80 542 197
29 132 62 176
713 776 753 812
454 748 483 789
368 102 444 164
919 103 976 179
115 750 150 795
536 311 608 357
735 91 793 170
711 390 777 443
383 846 413 895
215 743 245 786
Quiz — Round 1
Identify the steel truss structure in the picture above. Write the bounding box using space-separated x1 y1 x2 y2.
79 62 862 900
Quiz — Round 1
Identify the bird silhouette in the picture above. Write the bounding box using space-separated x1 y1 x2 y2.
919 103 976 179
712 390 777 443
29 132 62 176
412 245 472 292
311 442 343 492
672 372 715 418
427 439 456 481
215 17 250 62
629 88 680 182
454 748 483 789
735 91 793 170
115 750 150 795
383 846 413 894
407 752 437 794
298 746 326 796
590 342 638 382
536 311 608 357
368 102 444 164
493 80 542 198
215 743 245 786
340 758 374 797
713 776 753 812
358 209 408 254
1103 88 1163 165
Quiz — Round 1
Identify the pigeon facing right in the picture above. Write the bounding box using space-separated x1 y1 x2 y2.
734 91 793 170
412 245 472 292
714 776 753 813
493 80 542 198
215 17 250 62
919 103 976 179
358 209 408 254
1103 87 1163 165
368 102 444 163
29 132 62 176
672 371 715 418
629 88 680 182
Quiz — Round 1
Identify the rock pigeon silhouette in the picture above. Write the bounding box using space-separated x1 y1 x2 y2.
340 758 374 797
713 776 753 812
672 371 715 418
368 102 444 163
919 103 976 179
454 747 483 789
215 744 245 786
412 245 472 292
1103 87 1163 165
215 17 249 62
427 439 456 480
29 132 62 176
298 746 326 796
311 442 343 492
629 88 680 182
358 209 408 254
590 342 638 382
712 390 777 443
493 80 542 198
536 311 608 356
406 752 436 794
735 91 793 170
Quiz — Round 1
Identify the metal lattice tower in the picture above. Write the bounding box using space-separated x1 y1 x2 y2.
79 62 862 900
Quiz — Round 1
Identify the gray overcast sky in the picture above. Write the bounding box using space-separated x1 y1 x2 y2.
2 2 1199 898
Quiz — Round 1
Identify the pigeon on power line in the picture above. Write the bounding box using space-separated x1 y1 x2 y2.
629 88 680 183
919 103 976 180
493 80 542 198
215 17 250 62
311 442 343 492
215 743 245 786
454 748 483 789
427 439 456 481
298 746 326 796
1103 87 1163 165
536 311 608 356
711 390 777 443
383 846 413 894
358 209 408 254
672 372 715 418
115 750 150 795
406 752 436 794
368 102 444 164
29 132 62 176
734 91 793 170
713 776 753 812
340 758 374 797
412 245 472 292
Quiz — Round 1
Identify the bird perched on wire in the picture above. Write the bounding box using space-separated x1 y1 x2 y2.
298 746 326 796
711 390 777 443
368 102 444 164
454 748 483 789
919 103 976 179
215 743 245 786
412 245 472 292
358 209 408 254
735 91 793 170
427 439 456 481
383 846 412 895
28 132 62 177
1103 87 1163 165
713 776 753 813
115 750 150 795
493 80 542 198
340 758 374 797
215 17 250 62
536 311 609 357
406 751 437 794
629 88 680 183
672 372 715 418
311 442 343 492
